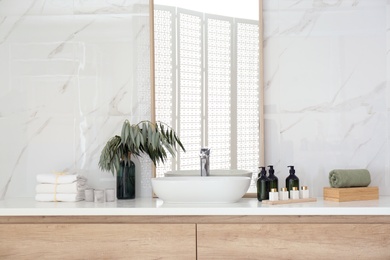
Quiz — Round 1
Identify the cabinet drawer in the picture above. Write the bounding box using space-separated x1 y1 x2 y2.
0 223 196 259
197 223 390 259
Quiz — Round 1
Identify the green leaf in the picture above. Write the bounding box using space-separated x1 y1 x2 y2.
125 123 131 143
154 132 160 150
160 146 167 159
164 140 175 156
165 129 170 142
160 123 165 135
174 133 185 152
152 132 157 150
129 126 135 145
114 155 120 175
142 123 147 140
121 121 127 143
157 147 164 164
139 131 144 145
135 132 141 148
148 127 153 147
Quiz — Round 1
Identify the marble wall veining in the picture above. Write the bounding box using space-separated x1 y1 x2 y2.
0 0 152 199
1 0 389 199
264 0 390 196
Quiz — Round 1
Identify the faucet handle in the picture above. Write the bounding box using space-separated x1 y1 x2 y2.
200 147 210 156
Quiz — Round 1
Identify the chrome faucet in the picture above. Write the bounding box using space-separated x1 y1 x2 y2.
200 148 210 176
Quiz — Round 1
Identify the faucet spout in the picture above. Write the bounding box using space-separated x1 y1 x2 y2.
200 148 210 176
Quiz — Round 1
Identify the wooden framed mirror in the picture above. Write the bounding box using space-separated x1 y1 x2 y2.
150 0 264 194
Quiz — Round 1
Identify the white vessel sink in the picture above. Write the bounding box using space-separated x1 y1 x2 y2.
151 176 251 203
164 169 252 178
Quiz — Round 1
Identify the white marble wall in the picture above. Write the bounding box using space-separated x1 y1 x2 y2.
0 0 152 199
1 0 389 199
264 0 390 196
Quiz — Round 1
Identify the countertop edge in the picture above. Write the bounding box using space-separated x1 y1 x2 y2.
1 197 390 216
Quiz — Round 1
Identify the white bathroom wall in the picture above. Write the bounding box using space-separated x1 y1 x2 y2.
1 0 389 199
0 0 152 199
264 0 390 196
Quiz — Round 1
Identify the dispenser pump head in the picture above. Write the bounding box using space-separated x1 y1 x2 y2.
288 165 295 174
268 165 274 174
258 166 267 176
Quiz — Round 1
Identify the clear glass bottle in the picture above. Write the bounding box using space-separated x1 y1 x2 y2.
286 165 299 197
267 165 278 191
257 167 270 201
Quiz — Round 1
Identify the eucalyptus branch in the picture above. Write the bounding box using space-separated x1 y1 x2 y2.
99 119 185 174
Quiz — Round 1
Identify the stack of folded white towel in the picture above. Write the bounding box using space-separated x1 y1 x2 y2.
35 173 87 202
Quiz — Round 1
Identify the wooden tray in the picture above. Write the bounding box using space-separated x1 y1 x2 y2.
323 187 379 202
261 198 317 205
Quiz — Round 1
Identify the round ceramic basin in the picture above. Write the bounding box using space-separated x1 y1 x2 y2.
164 169 252 178
151 176 251 203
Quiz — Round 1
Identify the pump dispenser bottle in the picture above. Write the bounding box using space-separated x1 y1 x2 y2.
267 165 278 190
257 167 270 201
286 166 299 197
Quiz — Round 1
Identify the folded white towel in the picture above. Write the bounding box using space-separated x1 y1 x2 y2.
35 193 83 202
35 183 87 194
36 173 87 184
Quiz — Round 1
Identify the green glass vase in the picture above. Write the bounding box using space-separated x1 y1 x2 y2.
117 160 135 199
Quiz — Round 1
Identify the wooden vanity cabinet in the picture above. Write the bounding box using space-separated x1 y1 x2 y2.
1 215 390 259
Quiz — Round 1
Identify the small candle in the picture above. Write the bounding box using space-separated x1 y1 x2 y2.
94 189 105 203
84 188 94 202
105 188 115 202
